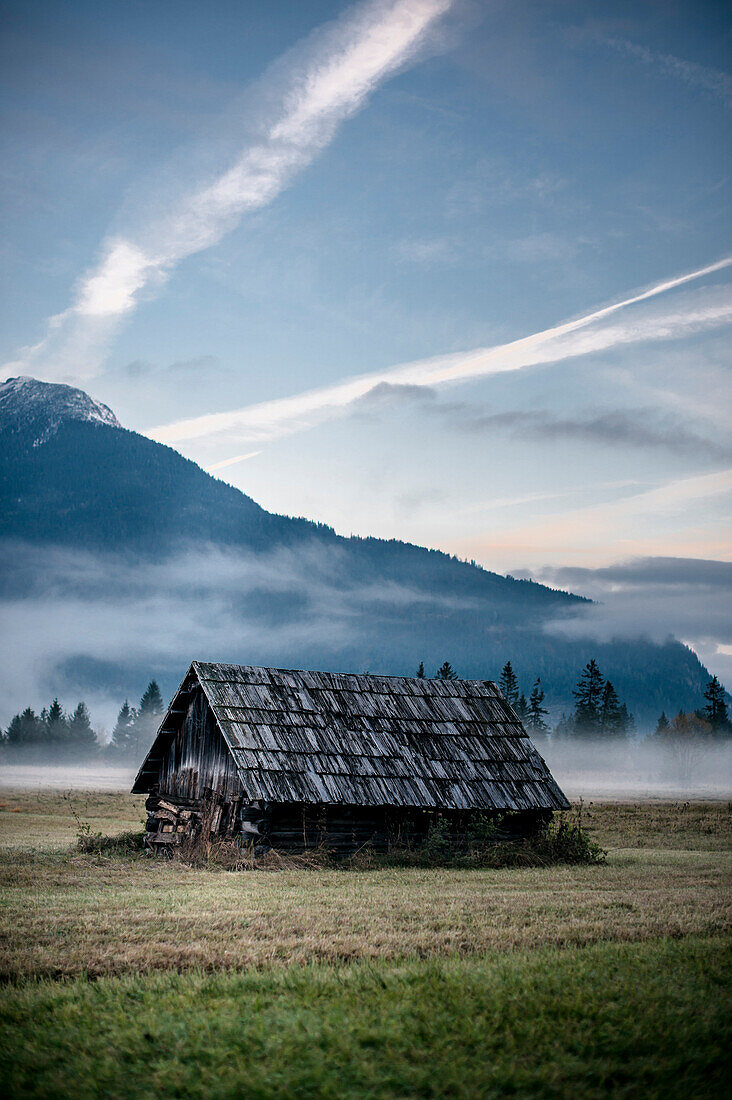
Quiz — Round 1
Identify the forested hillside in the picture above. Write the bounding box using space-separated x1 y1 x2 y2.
0 377 714 725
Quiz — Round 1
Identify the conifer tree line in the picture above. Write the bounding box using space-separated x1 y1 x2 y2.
1 680 164 761
415 659 730 740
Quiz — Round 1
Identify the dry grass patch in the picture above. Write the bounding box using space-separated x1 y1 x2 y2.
0 845 729 980
580 799 732 851
1 792 730 981
0 789 145 850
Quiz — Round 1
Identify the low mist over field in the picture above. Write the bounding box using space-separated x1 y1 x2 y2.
2 737 730 800
539 737 732 799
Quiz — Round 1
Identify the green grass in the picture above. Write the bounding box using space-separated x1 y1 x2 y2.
1 937 729 1099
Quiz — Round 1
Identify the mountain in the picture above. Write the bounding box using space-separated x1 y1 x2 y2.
0 376 713 726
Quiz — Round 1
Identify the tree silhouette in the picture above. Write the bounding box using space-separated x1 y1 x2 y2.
499 661 519 708
527 678 548 733
436 661 458 681
67 703 97 755
659 711 711 784
138 680 164 718
572 660 604 734
654 711 669 736
5 708 43 747
45 699 68 747
130 680 165 761
515 693 529 723
703 675 729 735
416 661 425 679
599 680 624 735
110 700 136 758
618 703 634 737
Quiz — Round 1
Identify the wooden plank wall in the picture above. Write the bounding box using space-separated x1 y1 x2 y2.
157 689 243 804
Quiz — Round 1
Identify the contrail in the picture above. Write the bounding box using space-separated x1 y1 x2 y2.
601 36 732 109
150 255 732 446
206 452 261 472
5 0 454 383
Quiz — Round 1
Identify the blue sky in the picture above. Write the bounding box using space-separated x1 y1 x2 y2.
2 0 730 653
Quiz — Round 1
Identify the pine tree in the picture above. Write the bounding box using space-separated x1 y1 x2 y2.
527 678 548 733
654 711 669 736
499 661 519 708
138 680 164 717
599 680 627 737
5 708 43 747
552 712 574 738
703 675 729 735
436 661 458 681
110 700 136 758
130 680 165 760
67 703 98 756
416 662 425 679
515 693 529 723
45 699 68 749
572 659 604 735
618 703 634 737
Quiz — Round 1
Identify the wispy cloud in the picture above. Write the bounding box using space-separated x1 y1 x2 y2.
455 406 732 462
5 0 453 383
150 256 732 447
460 480 644 515
394 236 458 264
602 36 732 108
537 556 732 592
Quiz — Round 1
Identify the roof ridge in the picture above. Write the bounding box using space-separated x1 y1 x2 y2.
192 659 497 687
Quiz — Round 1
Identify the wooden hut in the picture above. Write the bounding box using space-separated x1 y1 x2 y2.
132 661 569 853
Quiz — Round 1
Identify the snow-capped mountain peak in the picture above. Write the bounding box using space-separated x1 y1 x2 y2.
0 376 120 441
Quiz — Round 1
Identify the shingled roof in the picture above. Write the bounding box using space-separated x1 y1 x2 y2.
133 661 569 812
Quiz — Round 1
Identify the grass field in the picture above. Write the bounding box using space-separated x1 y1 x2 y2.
0 790 730 1097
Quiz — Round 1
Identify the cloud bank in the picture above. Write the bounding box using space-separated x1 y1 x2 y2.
0 539 476 726
5 0 453 383
532 555 732 687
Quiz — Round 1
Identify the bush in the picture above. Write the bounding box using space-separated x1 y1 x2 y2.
528 817 607 866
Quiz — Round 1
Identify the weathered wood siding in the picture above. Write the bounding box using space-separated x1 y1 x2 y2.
157 689 242 804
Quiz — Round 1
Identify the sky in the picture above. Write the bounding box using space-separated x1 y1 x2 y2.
1 0 731 673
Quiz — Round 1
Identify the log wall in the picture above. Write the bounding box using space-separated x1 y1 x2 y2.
261 803 548 854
